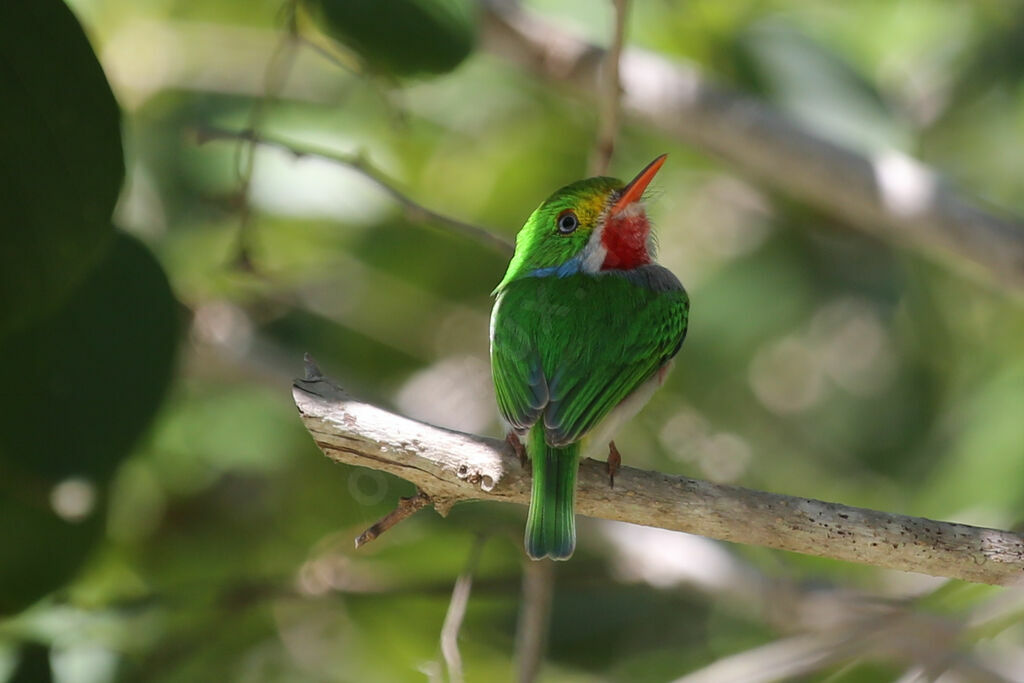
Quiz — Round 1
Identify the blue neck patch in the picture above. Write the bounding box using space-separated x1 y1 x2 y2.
528 255 583 279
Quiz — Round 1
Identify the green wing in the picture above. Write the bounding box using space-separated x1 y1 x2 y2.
490 290 550 433
490 265 688 444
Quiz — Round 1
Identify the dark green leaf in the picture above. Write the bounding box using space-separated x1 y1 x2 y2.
0 232 179 483
0 492 104 616
11 641 54 683
302 0 476 77
0 0 123 336
0 232 177 614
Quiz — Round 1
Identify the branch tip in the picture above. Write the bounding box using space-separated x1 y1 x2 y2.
354 490 433 549
302 353 323 381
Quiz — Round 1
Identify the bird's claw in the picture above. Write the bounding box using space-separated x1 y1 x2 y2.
607 441 621 489
507 432 528 468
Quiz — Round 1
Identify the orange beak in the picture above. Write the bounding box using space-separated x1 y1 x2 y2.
610 154 667 216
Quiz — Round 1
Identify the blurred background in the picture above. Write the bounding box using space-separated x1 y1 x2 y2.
4 0 1024 680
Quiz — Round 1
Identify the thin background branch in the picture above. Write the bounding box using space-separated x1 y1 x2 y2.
515 560 554 683
194 126 514 256
231 2 300 270
588 0 628 176
440 535 488 683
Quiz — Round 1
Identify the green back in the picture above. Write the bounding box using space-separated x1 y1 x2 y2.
491 266 689 445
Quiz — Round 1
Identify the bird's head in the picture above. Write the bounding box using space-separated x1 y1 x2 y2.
494 155 667 292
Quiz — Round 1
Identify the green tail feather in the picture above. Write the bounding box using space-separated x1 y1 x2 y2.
524 424 579 560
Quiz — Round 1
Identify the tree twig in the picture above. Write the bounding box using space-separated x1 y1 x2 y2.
293 359 1024 586
193 126 514 256
439 535 488 683
589 0 628 177
673 606 1009 683
354 490 432 548
480 1 1024 291
515 559 554 683
229 4 302 272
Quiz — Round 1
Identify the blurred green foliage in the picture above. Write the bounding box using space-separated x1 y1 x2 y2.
0 0 177 625
300 0 476 77
3 0 1024 680
0 233 177 614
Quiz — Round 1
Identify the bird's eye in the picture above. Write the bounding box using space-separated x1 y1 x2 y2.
557 211 578 234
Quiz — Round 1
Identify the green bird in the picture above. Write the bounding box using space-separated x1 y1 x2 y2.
490 155 689 560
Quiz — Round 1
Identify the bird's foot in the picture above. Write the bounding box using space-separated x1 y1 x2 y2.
607 441 621 489
507 432 528 468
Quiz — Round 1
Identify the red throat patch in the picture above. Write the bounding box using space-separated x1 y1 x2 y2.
601 213 651 270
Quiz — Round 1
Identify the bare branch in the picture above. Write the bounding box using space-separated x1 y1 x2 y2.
354 490 432 548
515 560 554 683
674 606 1009 683
193 126 514 256
230 7 302 270
602 522 1024 679
480 2 1024 290
439 535 487 683
588 0 628 176
293 362 1024 586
